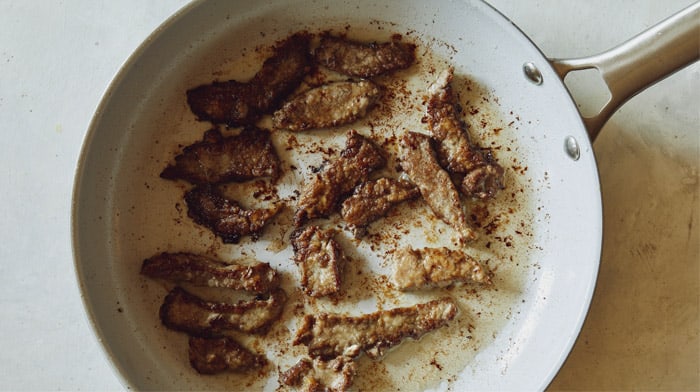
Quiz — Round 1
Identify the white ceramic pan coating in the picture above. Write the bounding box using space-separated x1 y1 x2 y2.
71 1 699 390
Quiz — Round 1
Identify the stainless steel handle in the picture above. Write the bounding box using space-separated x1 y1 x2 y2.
549 2 700 141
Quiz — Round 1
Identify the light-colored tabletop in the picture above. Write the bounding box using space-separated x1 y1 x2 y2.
1 1 697 390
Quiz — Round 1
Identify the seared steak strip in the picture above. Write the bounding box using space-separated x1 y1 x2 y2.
187 32 312 126
279 357 356 392
273 80 381 132
294 297 457 360
294 130 386 226
188 336 267 375
141 252 279 293
185 185 281 244
340 177 419 237
291 226 346 297
160 127 281 184
426 68 504 199
399 132 477 242
392 247 492 291
314 35 416 78
160 287 286 336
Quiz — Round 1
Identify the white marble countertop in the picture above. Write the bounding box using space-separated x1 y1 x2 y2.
1 1 697 390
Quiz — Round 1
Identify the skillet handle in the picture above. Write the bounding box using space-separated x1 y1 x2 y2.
549 2 700 141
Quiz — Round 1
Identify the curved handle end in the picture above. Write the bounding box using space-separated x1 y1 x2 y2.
550 2 700 141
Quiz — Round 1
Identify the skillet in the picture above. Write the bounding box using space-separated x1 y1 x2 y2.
72 0 699 390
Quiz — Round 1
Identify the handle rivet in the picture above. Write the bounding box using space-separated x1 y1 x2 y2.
565 136 581 161
523 62 543 85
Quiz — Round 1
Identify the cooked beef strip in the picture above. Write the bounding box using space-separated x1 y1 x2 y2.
185 185 281 244
159 287 286 336
188 336 267 375
160 127 281 184
392 247 492 291
290 226 346 297
280 358 314 388
294 130 386 226
293 297 457 360
399 131 477 242
279 357 356 392
314 35 416 78
279 358 315 391
186 32 312 126
426 68 505 200
141 252 279 294
340 177 419 237
273 80 381 132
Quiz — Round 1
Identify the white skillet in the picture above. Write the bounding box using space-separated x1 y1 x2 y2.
72 1 699 390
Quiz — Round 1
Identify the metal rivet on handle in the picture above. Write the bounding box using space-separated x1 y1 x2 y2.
565 136 581 161
523 62 543 85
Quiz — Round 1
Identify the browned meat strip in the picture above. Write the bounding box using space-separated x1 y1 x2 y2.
160 127 281 184
185 185 281 244
294 297 457 360
392 247 492 291
340 177 419 237
314 35 416 78
279 357 356 392
160 287 286 336
188 336 267 375
141 252 279 294
399 132 477 242
426 68 505 199
280 358 314 388
272 80 381 132
290 226 346 297
186 32 312 126
294 130 386 226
